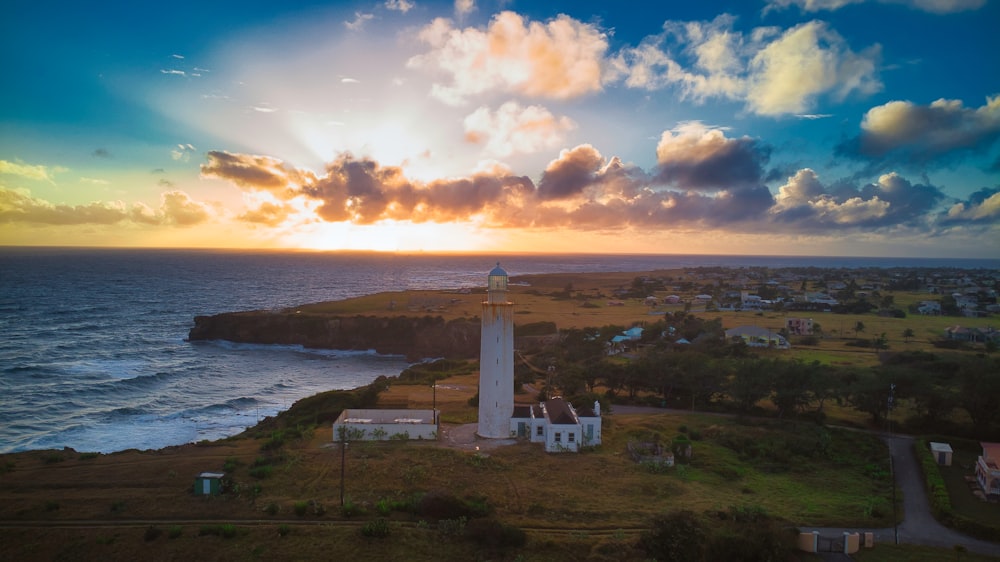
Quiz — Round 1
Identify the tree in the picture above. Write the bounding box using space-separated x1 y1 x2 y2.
728 359 772 413
902 328 915 343
957 358 1000 429
638 510 707 562
873 332 888 352
770 360 816 418
854 321 866 338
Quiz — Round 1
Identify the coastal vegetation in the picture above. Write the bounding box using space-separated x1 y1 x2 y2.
3 265 998 560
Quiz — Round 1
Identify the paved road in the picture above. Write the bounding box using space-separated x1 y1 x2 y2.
611 406 1000 556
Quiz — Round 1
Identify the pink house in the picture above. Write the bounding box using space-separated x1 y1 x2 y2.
975 442 1000 500
786 317 814 336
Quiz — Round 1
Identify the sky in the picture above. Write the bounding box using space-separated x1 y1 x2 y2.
1 0 998 257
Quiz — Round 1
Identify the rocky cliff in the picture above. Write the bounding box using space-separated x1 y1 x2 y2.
187 311 481 361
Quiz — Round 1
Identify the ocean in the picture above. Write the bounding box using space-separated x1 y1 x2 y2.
1 247 997 454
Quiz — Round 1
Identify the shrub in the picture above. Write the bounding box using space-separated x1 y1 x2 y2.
167 525 182 539
223 457 240 472
248 464 273 479
44 501 59 512
278 524 290 537
293 501 309 516
42 454 64 464
220 524 237 538
465 518 527 550
360 518 391 538
416 490 490 520
110 500 126 514
78 452 100 460
264 502 279 516
638 510 706 562
437 516 467 536
341 496 364 518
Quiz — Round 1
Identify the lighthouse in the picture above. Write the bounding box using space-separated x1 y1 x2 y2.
477 263 514 438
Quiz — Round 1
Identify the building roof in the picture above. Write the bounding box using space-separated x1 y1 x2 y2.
544 397 578 425
511 405 533 419
983 442 1000 462
929 442 953 454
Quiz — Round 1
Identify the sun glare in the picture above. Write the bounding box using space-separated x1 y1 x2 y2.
287 220 501 252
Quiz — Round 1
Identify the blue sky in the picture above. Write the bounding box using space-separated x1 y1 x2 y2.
1 0 998 256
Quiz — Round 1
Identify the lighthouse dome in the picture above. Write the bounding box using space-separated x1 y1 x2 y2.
487 262 508 295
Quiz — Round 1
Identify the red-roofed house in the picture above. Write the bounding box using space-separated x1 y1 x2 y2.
975 442 1000 500
510 396 602 453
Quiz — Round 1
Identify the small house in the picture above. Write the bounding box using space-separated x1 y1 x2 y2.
194 472 225 496
929 442 953 466
976 442 1000 500
332 409 438 441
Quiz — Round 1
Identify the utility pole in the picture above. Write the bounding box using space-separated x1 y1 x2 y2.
888 383 898 545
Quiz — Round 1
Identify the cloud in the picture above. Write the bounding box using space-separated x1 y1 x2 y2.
238 200 294 226
160 69 186 77
171 143 198 161
0 188 128 225
92 148 112 158
158 191 212 225
654 122 771 190
463 101 576 157
80 177 110 185
764 0 984 14
941 187 1000 224
201 150 317 197
454 0 474 18
746 21 881 115
0 159 66 182
837 95 1000 167
0 187 214 226
172 54 185 59
408 11 608 104
771 168 946 229
384 0 414 13
345 11 374 31
608 17 881 116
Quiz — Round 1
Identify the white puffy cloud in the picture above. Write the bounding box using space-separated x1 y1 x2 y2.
408 11 608 104
454 0 474 17
839 95 1000 165
746 21 881 115
609 17 881 116
463 101 576 157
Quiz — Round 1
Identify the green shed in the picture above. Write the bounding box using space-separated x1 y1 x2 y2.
194 472 225 496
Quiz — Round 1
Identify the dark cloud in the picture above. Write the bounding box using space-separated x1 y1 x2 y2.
537 145 604 200
201 151 312 197
836 96 1000 169
92 148 112 158
653 123 771 189
202 136 994 236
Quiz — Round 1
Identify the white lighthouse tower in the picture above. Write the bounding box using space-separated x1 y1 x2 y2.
477 262 514 438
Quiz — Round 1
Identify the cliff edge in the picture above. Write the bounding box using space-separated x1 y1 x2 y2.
187 311 480 360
